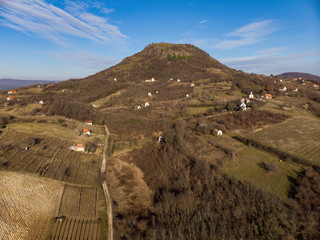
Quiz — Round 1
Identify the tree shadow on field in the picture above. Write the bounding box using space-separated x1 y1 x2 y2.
287 169 306 198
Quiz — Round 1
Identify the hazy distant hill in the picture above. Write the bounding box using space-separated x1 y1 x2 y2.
0 78 60 90
277 72 320 82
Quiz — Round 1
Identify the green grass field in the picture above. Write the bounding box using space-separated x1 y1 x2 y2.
223 146 302 200
246 117 320 165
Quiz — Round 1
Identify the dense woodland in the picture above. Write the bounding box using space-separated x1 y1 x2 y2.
112 122 320 240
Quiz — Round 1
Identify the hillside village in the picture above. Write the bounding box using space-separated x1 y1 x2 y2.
0 43 320 240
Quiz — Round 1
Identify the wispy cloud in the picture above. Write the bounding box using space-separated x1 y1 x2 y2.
220 50 320 75
63 0 114 15
255 46 288 55
0 0 128 45
200 20 208 24
213 20 276 49
48 50 120 69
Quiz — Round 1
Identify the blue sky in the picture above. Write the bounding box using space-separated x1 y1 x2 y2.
0 0 319 80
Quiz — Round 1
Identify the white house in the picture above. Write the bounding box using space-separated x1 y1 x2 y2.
148 92 152 97
279 79 283 83
191 83 195 87
70 144 85 152
85 120 93 125
249 92 254 99
8 90 16 94
177 79 181 82
83 129 92 135
38 100 44 105
7 96 16 101
293 88 299 92
279 86 287 92
240 102 247 111
114 78 117 81
186 94 190 98
214 129 223 136
264 94 272 99
313 84 319 88
145 101 150 107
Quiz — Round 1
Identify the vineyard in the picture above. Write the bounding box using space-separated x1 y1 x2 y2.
49 185 101 240
0 130 101 186
0 171 63 240
0 121 107 240
50 217 100 240
246 117 320 165
58 185 98 217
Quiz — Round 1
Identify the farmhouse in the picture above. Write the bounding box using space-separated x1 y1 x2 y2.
177 79 181 82
214 129 223 136
85 120 93 125
135 105 142 110
279 86 287 92
8 90 16 94
145 101 150 107
249 92 254 99
186 94 190 98
148 92 152 97
313 84 319 88
292 87 299 92
191 82 195 87
7 96 16 101
83 129 92 135
38 100 44 105
70 144 85 152
264 93 272 99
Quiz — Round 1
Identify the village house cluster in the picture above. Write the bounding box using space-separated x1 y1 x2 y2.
70 120 94 152
6 89 17 101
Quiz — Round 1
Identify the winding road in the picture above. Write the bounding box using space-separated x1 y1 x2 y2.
101 126 113 240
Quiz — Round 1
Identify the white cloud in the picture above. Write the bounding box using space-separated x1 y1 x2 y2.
255 46 288 55
200 20 208 24
0 0 128 45
213 20 276 49
101 8 114 14
219 50 320 75
48 50 120 69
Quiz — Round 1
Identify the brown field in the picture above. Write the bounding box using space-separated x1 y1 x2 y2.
50 217 100 240
0 171 63 240
106 153 153 216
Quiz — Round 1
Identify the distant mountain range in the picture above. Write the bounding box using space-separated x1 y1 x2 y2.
277 72 320 83
0 78 60 90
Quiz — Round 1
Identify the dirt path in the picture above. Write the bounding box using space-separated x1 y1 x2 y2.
101 126 113 240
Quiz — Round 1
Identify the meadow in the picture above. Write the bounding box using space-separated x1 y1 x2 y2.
246 116 320 165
